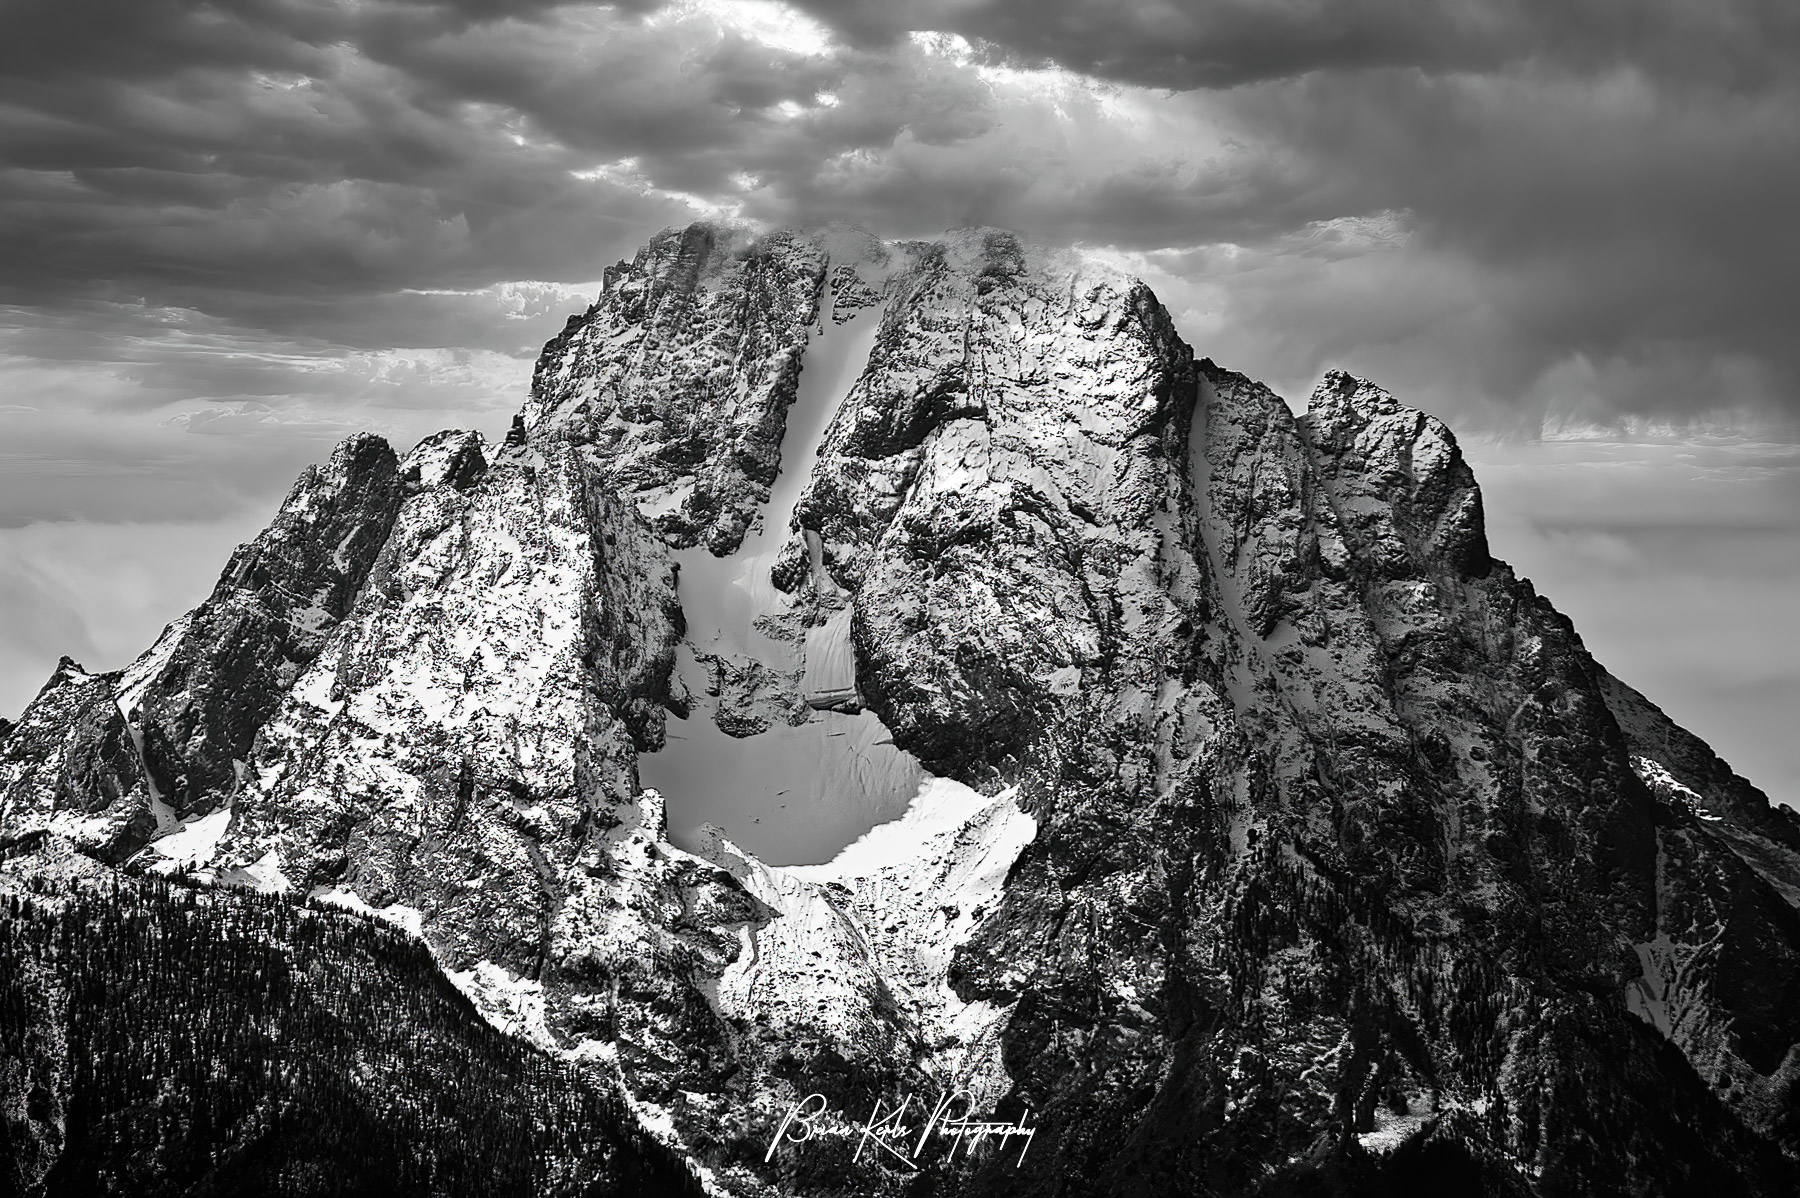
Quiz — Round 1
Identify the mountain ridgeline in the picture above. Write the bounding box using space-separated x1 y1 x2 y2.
3 223 1799 1197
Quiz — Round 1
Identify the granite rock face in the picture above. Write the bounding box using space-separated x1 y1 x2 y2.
525 223 835 554
0 659 152 864
5 222 1800 1197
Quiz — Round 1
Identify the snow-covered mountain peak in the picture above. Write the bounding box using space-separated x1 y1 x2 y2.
5 222 1800 1196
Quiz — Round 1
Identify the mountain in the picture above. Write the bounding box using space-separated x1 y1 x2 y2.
4 222 1800 1197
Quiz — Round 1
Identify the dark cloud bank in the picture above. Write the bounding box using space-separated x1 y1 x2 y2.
2 0 1796 430
1 0 1797 793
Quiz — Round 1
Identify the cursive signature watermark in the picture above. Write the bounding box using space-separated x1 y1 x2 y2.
765 1090 1036 1170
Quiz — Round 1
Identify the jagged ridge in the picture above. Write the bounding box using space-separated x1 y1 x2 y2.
2 222 1799 1197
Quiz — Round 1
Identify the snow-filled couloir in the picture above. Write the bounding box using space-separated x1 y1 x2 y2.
639 277 929 865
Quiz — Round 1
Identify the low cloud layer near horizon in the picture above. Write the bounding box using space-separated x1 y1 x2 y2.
2 0 1796 799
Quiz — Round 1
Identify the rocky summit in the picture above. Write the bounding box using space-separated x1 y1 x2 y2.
4 223 1800 1197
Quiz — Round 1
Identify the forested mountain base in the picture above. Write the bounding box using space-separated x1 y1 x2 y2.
0 873 701 1198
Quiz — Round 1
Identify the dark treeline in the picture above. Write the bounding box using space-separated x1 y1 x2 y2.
0 874 704 1198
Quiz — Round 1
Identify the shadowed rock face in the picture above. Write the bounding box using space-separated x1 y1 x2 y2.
132 432 408 820
5 222 1800 1197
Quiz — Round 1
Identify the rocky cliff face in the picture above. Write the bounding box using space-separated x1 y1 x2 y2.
0 434 403 864
4 222 1799 1197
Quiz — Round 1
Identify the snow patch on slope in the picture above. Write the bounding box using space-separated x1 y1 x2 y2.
1625 936 1680 1038
1357 1104 1434 1154
668 296 884 666
646 708 921 865
309 885 428 938
148 802 233 868
697 775 1038 1104
1632 754 1722 821
445 960 559 1052
219 849 291 893
109 624 197 839
802 606 855 703
114 615 189 720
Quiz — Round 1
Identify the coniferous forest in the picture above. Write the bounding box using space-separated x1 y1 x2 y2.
0 872 704 1198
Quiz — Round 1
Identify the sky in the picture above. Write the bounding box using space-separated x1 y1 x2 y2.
1 0 1795 802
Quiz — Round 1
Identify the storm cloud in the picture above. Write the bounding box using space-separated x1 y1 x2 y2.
1 0 1796 794
2 0 1794 433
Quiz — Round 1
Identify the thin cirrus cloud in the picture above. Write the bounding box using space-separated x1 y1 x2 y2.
0 0 1795 800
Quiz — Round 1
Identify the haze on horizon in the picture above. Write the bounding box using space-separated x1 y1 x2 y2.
1 0 1796 803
